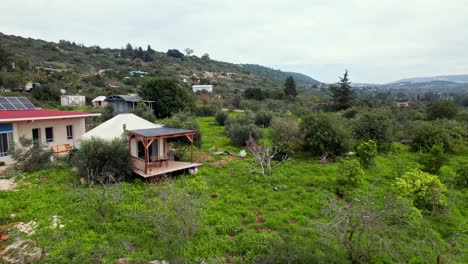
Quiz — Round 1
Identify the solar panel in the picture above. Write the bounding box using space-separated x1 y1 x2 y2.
0 97 36 111
17 97 36 109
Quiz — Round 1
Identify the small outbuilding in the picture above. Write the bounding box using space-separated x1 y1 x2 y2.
61 95 86 107
192 85 213 93
91 96 107 108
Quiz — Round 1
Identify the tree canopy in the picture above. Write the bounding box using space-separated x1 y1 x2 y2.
301 112 352 162
140 77 194 118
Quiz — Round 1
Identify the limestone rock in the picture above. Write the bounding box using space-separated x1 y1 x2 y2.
2 240 42 263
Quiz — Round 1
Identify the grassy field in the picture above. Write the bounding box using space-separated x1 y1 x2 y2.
0 116 467 263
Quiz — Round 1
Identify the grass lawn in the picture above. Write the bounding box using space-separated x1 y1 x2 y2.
0 116 466 263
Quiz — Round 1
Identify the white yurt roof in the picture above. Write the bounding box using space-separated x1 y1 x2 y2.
82 113 161 140
92 96 107 102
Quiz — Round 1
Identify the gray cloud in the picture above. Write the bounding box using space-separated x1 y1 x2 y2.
1 0 467 83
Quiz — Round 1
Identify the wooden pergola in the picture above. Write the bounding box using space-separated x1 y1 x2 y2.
127 127 200 178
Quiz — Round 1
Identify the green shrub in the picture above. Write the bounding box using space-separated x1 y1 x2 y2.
426 100 458 120
214 111 228 126
410 121 453 152
454 161 468 188
73 137 131 183
195 104 219 117
353 112 394 151
163 111 202 148
418 144 447 174
10 137 52 172
395 169 446 211
254 111 273 128
269 117 303 153
301 112 352 162
356 140 377 168
336 158 363 196
0 161 5 166
225 115 262 146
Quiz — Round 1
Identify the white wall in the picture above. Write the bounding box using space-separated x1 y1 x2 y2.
13 118 85 147
61 96 86 106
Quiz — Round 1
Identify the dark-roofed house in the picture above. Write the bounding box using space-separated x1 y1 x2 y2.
127 127 201 180
105 94 154 114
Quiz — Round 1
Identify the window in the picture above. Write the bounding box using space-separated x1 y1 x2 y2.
0 124 13 157
45 127 54 143
32 128 40 145
66 125 73 139
0 132 13 157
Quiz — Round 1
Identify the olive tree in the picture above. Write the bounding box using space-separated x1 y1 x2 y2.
301 112 352 162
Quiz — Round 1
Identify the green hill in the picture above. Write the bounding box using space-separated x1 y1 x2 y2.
0 32 320 99
241 64 321 86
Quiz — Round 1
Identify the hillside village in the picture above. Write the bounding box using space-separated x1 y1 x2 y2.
0 32 467 263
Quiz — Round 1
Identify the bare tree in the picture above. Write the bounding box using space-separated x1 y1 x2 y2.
321 192 426 263
246 135 288 176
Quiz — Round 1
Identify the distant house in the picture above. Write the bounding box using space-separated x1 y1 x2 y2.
105 94 154 114
61 95 86 107
129 71 149 77
192 85 213 93
91 96 107 108
0 97 100 164
396 101 416 108
24 81 41 92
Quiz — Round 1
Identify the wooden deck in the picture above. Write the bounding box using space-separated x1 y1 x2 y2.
132 158 202 178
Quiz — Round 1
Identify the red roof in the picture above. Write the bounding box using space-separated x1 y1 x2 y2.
0 109 101 122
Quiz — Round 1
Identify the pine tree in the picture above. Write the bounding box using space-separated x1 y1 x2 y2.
147 45 155 54
284 76 297 97
330 70 353 110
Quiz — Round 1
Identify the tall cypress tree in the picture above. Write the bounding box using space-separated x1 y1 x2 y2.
284 76 298 97
331 70 353 110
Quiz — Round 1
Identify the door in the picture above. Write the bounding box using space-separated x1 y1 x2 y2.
32 128 40 144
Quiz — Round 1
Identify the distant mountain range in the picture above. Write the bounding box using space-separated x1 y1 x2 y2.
389 75 468 84
353 74 468 93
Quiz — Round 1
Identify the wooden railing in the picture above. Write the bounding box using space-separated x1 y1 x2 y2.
131 157 146 173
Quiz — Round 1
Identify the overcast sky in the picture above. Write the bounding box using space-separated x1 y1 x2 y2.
1 0 467 83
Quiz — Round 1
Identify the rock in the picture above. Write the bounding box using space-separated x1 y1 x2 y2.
0 179 16 191
15 221 38 236
2 240 42 263
80 177 87 185
9 214 16 219
116 258 133 264
148 260 169 264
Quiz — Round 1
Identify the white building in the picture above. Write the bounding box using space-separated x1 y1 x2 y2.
192 85 213 93
61 95 86 107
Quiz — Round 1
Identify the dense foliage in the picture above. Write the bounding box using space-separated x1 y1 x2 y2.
353 112 394 151
395 169 447 211
301 112 352 161
225 115 263 146
10 137 52 172
73 137 132 183
140 77 194 118
269 117 303 153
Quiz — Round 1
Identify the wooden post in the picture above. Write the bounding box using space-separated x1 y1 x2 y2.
143 139 148 174
191 139 193 163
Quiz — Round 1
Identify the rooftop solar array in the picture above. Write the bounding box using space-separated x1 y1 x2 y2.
0 97 36 111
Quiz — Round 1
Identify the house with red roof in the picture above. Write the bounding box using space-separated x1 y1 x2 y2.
0 97 100 164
